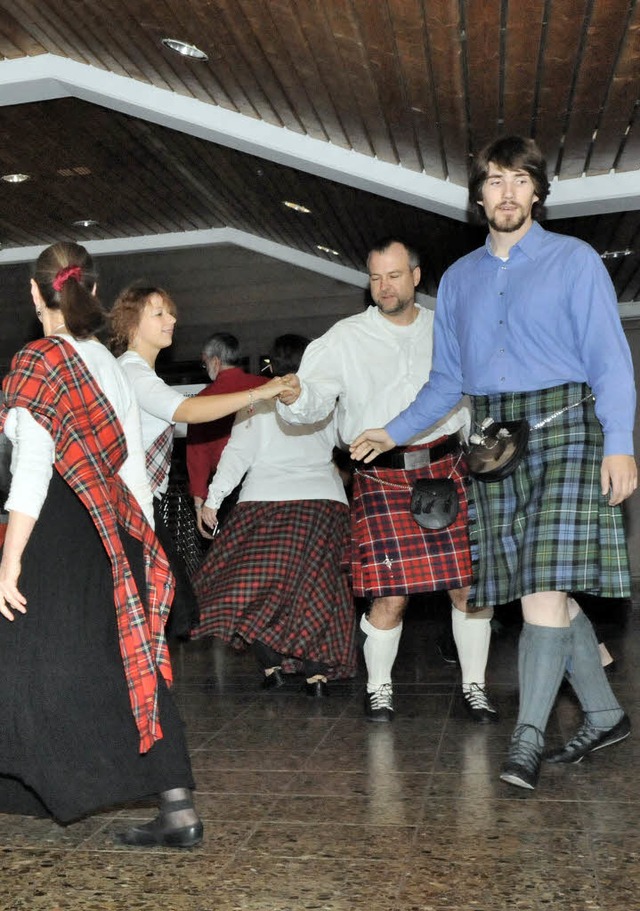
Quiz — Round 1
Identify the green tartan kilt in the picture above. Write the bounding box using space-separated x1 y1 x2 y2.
468 382 631 606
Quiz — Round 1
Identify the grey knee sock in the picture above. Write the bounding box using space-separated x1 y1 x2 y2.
515 623 572 745
566 610 624 731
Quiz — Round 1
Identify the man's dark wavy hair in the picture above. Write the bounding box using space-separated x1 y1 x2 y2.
468 135 550 222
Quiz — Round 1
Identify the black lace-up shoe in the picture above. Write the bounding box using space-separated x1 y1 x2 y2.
364 683 394 723
462 683 499 724
545 714 630 764
500 724 544 790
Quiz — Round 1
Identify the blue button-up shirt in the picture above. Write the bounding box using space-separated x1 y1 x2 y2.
387 221 635 455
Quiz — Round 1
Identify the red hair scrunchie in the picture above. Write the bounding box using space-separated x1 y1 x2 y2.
52 265 83 292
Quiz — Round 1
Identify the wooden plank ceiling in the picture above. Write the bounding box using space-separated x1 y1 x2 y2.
0 0 640 298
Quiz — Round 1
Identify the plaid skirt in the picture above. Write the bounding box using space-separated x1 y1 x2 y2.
469 382 632 606
351 447 473 597
190 500 357 680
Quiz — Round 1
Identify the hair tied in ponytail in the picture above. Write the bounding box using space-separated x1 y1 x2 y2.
52 265 83 292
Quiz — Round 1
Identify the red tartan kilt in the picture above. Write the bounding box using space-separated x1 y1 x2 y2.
351 448 473 597
191 499 357 680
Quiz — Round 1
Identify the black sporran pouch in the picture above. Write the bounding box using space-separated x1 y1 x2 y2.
410 478 459 530
465 418 529 482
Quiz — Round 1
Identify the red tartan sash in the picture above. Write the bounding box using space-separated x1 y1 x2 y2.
146 424 174 494
0 337 175 753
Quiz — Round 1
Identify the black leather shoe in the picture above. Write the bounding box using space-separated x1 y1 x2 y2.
499 724 544 791
462 684 499 724
261 668 285 691
115 816 203 848
545 713 631 764
305 679 329 698
364 683 394 723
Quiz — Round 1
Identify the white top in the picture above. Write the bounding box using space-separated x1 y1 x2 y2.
276 304 469 446
205 400 347 509
5 336 154 526
118 350 186 496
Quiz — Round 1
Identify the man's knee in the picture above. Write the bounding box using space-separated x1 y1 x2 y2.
368 596 408 629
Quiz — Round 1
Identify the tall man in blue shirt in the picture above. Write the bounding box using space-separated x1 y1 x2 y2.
351 136 637 790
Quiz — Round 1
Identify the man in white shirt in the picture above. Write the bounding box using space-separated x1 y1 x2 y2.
278 238 496 724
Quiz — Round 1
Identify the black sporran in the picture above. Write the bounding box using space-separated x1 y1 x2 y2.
465 418 529 482
410 478 459 530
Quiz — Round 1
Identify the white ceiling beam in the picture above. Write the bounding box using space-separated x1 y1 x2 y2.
3 55 638 223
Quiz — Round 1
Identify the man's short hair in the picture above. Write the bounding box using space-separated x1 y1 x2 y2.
468 136 550 221
367 237 420 271
202 332 241 366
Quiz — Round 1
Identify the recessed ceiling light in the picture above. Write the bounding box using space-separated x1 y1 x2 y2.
72 219 99 228
283 200 311 214
316 244 340 256
2 173 30 183
161 38 208 60
601 249 634 260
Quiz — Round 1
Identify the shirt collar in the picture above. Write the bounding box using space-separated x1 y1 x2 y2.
483 219 545 262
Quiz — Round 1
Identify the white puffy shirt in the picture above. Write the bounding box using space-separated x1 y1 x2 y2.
4 337 154 526
276 305 469 446
205 400 347 510
118 350 186 496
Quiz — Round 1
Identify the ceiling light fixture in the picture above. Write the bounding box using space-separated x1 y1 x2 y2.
601 249 634 260
72 219 99 228
2 173 30 183
161 38 208 60
316 244 340 256
283 200 311 214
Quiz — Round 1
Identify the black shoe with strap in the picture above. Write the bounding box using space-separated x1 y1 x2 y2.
115 799 203 848
544 713 631 764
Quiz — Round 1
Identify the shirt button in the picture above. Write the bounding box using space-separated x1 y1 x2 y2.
499 320 504 324
500 376 506 382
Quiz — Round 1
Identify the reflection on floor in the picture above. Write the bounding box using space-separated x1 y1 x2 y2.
1 595 639 911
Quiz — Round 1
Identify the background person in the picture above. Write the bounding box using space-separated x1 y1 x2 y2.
191 334 357 695
110 286 288 639
187 332 268 535
0 242 201 847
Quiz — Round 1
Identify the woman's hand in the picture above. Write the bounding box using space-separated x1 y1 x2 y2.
256 376 293 401
199 505 219 539
350 428 396 463
0 556 27 621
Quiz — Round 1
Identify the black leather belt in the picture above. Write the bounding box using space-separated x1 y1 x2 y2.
372 434 461 470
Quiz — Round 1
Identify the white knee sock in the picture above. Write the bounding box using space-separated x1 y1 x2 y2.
451 605 493 687
360 613 402 692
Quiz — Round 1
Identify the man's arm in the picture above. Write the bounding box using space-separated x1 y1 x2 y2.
276 335 343 425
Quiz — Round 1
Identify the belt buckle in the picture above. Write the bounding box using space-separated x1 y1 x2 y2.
403 449 430 470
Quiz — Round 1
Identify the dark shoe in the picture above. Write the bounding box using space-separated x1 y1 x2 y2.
305 679 329 698
462 683 499 724
545 713 631 764
115 816 203 848
499 724 544 791
261 668 285 691
364 683 394 723
435 631 459 665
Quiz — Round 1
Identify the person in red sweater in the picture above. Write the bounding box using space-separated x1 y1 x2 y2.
187 333 268 536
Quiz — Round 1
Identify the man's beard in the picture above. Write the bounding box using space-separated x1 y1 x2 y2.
375 295 414 316
487 207 528 233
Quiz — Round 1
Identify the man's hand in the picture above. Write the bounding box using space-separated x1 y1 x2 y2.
601 454 637 506
350 428 396 463
277 374 301 406
197 505 219 540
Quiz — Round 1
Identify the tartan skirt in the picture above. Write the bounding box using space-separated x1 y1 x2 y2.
469 382 632 606
351 446 473 598
190 500 357 680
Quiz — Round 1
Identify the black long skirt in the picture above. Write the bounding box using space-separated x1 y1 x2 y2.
0 472 194 824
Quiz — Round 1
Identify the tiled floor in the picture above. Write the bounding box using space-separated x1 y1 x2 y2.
2 596 639 911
